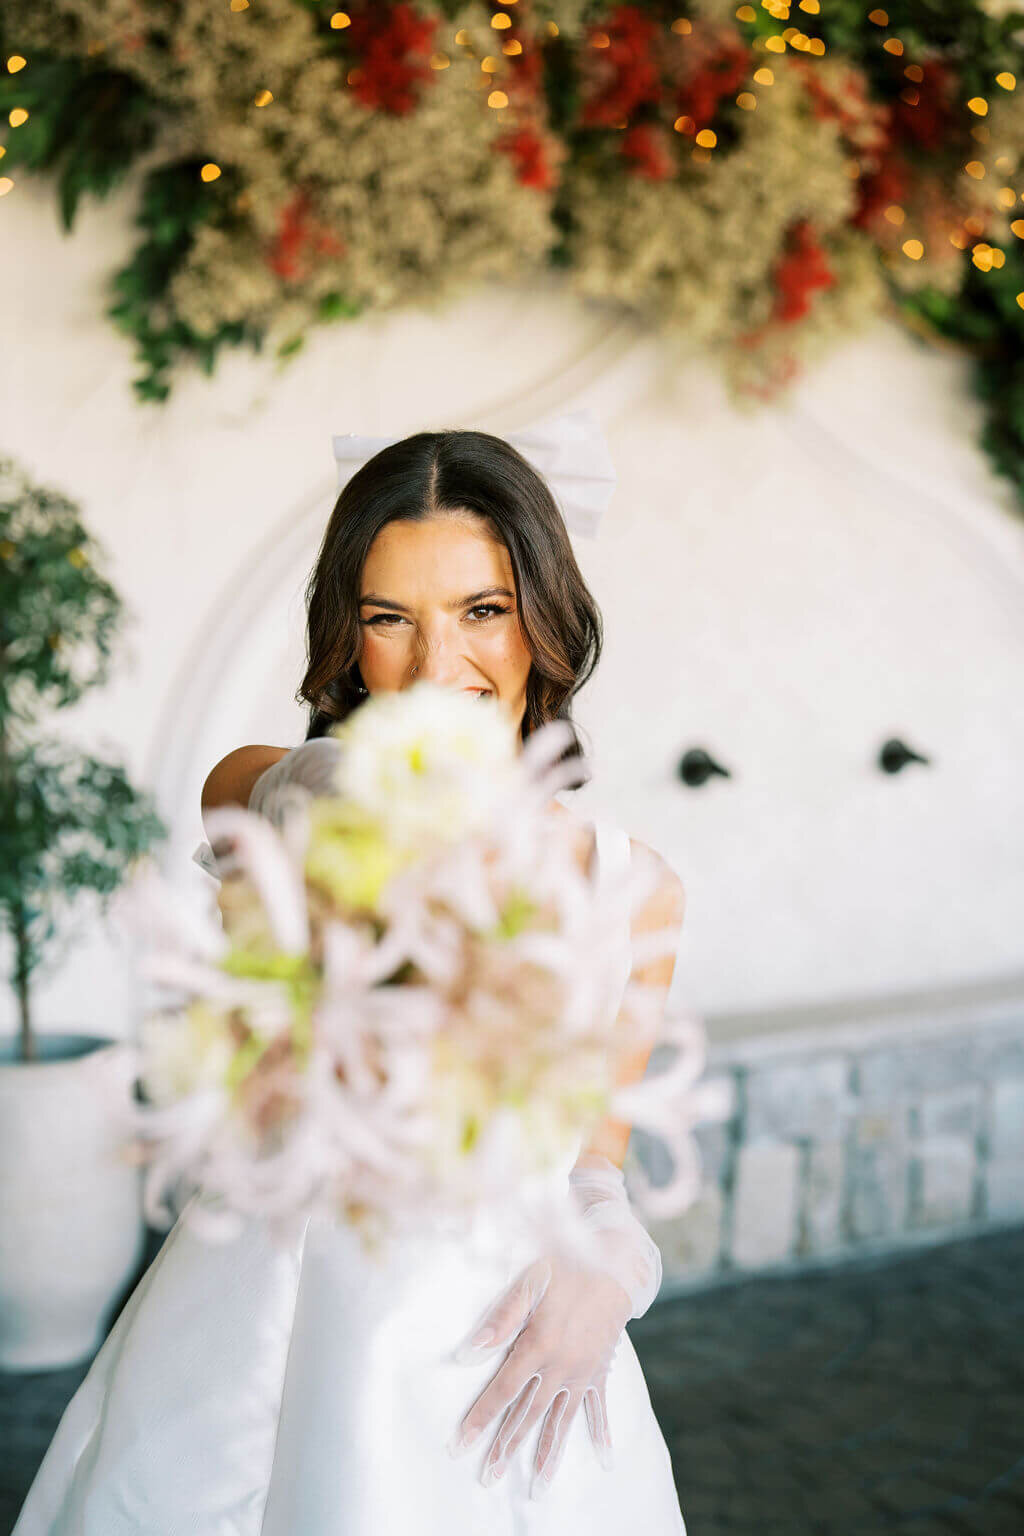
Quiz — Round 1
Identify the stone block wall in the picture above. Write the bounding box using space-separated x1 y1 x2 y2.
628 984 1024 1293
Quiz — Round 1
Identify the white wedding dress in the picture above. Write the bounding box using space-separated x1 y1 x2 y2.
13 814 687 1536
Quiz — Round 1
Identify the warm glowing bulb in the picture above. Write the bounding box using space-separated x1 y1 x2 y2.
736 5 756 20
967 97 989 116
868 8 888 24
996 72 1016 91
487 89 509 108
200 163 222 182
490 11 512 28
964 161 986 179
884 205 905 226
330 11 351 28
672 18 693 33
696 128 717 148
753 67 775 84
883 38 903 55
765 35 786 52
6 55 27 72
0 177 13 196
253 89 273 106
737 92 757 110
1011 220 1024 239
8 107 28 127
902 238 924 260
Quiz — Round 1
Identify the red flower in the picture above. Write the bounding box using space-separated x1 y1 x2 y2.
773 221 835 324
343 2 438 117
581 5 664 128
493 127 559 192
852 150 909 231
268 191 346 283
621 123 675 180
891 59 957 152
676 37 750 132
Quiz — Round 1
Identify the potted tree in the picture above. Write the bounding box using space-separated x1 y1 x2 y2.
0 455 167 1370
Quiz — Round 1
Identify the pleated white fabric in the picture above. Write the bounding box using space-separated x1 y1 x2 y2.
14 814 687 1535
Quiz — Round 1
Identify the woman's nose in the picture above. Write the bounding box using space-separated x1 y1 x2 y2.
408 645 464 687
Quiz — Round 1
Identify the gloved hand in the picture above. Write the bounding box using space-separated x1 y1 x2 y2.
447 1154 662 1501
246 737 344 827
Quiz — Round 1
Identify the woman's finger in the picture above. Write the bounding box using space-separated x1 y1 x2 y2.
450 1258 551 1363
480 1372 545 1484
531 1388 582 1500
448 1337 542 1456
584 1382 614 1469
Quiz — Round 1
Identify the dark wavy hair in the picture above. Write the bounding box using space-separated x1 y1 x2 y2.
296 428 603 785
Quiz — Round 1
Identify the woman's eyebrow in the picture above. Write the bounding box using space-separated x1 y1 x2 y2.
358 586 515 612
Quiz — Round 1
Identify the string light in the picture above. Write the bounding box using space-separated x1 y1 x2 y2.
1016 294 1024 310
591 31 610 48
673 114 695 134
807 37 825 55
868 8 888 24
967 97 988 116
502 39 522 56
735 5 756 20
481 57 499 73
253 89 273 106
765 36 786 53
998 187 1017 208
430 53 450 70
902 239 923 259
883 38 904 56
200 163 222 182
753 67 775 85
0 177 13 197
737 91 757 110
330 12 351 29
6 55 27 73
884 205 905 225
964 161 985 179
8 108 28 127
546 20 559 36
671 17 693 33
995 72 1016 91
490 11 512 29
1011 220 1024 239
696 128 717 148
905 64 924 82
487 90 509 109
799 0 820 12
229 0 249 11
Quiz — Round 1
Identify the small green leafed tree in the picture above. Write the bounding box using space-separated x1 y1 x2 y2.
0 456 167 1062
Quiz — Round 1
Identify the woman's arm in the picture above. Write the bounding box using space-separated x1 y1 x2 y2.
576 844 686 1171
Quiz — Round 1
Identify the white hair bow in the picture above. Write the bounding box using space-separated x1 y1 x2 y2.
331 407 616 539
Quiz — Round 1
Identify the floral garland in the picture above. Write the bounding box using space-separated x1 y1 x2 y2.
1 1 1022 506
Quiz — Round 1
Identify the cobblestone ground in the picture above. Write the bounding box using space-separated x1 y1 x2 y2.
632 1226 1024 1536
3 1226 1022 1535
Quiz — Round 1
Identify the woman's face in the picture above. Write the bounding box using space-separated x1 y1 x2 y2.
357 513 534 741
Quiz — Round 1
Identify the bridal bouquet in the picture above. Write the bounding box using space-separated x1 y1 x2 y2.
114 683 720 1255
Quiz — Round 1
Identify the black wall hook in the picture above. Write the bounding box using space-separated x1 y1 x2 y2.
878 737 931 774
677 748 731 788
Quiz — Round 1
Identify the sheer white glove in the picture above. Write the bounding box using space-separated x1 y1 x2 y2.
448 1154 662 1501
246 737 344 826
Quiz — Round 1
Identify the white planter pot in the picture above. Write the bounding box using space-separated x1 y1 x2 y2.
0 1033 147 1371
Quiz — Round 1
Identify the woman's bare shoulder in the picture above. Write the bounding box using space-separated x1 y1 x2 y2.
201 744 289 811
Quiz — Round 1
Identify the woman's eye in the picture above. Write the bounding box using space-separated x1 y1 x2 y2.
364 605 508 627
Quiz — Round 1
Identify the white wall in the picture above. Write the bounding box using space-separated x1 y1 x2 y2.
2 165 1023 1043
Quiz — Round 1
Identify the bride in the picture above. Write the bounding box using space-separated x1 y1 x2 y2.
13 423 688 1534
